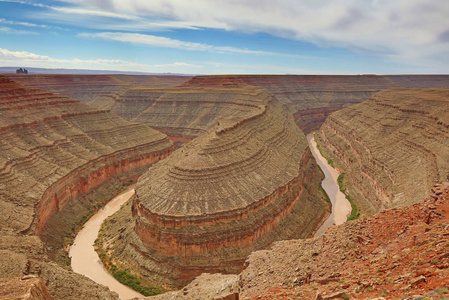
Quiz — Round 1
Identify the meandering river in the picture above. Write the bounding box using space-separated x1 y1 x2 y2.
307 133 352 237
69 134 350 298
69 186 142 300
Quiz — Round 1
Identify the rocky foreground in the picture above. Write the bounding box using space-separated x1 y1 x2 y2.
153 183 449 300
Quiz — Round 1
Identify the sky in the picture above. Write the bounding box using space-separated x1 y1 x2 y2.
0 0 448 75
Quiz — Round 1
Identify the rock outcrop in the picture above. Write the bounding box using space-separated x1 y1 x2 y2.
99 91 330 288
0 276 53 300
0 75 174 299
316 88 449 214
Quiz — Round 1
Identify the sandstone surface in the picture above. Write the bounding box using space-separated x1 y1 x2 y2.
316 88 449 214
0 276 54 300
99 91 330 289
0 75 173 299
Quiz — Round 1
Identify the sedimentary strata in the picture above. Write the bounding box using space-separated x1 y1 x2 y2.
10 74 191 104
0 76 173 299
96 86 270 144
100 91 330 288
145 183 449 300
316 88 449 214
179 75 400 132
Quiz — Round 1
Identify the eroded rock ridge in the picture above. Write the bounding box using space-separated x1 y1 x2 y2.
100 90 330 288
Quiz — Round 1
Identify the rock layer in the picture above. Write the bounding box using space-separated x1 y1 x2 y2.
10 74 191 104
0 75 173 299
96 86 269 144
100 91 330 288
144 183 449 300
316 88 449 214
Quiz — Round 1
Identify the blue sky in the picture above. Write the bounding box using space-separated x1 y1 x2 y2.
0 0 448 74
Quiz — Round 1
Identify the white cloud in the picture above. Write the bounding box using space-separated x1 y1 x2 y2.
61 0 449 69
0 47 202 72
50 6 139 20
0 18 50 28
0 26 36 34
154 62 203 68
80 32 276 55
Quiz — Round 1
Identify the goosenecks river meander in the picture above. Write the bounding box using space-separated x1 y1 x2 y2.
69 135 350 299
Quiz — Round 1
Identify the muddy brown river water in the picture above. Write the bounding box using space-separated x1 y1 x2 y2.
69 186 142 300
307 133 352 236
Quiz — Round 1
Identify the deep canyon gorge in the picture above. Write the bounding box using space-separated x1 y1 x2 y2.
1 74 449 299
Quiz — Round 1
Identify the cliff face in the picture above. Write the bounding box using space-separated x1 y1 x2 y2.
10 74 191 104
0 76 174 299
316 88 449 214
99 91 330 288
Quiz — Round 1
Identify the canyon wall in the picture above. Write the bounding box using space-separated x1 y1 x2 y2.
9 74 191 104
179 75 401 132
316 88 449 214
84 75 449 138
0 75 174 299
95 86 270 144
99 90 330 288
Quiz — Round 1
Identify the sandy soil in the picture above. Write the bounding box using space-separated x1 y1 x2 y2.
69 186 141 300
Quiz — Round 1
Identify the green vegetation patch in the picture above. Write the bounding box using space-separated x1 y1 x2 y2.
95 226 161 296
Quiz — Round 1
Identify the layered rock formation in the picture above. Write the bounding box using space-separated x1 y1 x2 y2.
95 86 271 144
179 75 401 133
91 75 449 140
0 75 174 299
147 183 449 300
10 74 190 104
316 88 449 214
99 91 330 288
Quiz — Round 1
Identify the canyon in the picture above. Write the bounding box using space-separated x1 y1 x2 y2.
1 73 449 299
0 75 173 299
98 89 330 289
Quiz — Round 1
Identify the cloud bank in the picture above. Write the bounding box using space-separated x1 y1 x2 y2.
60 0 449 68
